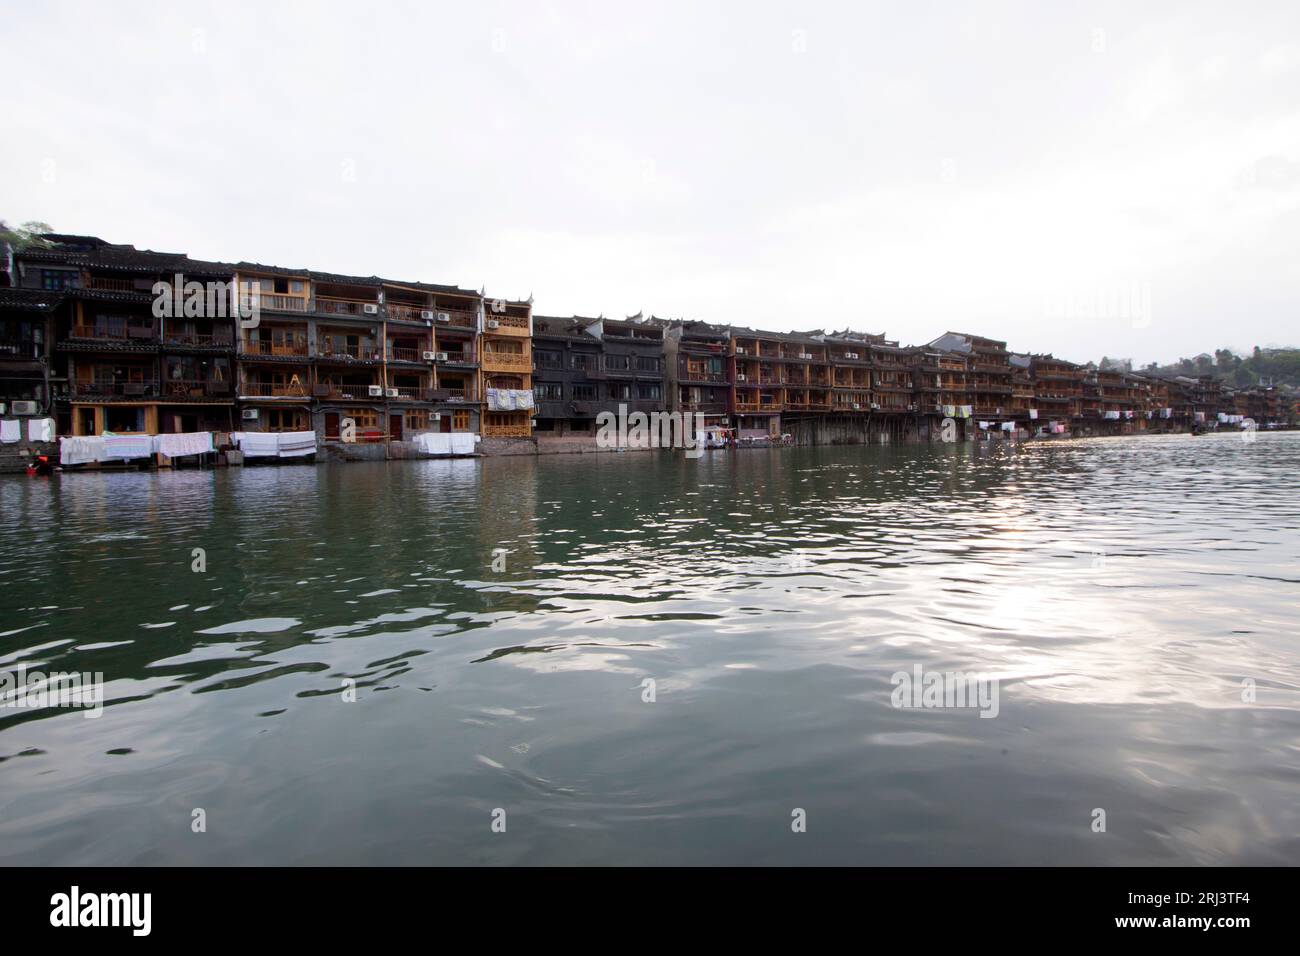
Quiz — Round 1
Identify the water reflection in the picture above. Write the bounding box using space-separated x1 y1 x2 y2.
1 433 1297 864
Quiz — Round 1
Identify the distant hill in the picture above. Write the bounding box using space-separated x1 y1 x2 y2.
1097 348 1300 388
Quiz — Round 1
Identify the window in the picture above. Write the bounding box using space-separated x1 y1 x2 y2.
608 383 631 401
604 353 631 370
534 383 563 401
41 270 78 291
638 383 662 400
405 409 431 430
452 410 470 432
636 355 661 372
534 350 562 370
105 407 144 432
265 409 308 432
572 384 596 401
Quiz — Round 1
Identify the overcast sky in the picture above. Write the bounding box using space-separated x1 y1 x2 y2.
3 1 1297 364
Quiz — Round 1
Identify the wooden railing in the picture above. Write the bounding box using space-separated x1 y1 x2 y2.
319 383 383 399
70 323 156 340
242 294 307 313
387 304 431 323
482 421 532 438
245 339 309 357
484 313 529 332
86 276 140 293
162 378 232 398
316 297 379 316
240 382 311 397
434 308 478 329
389 346 431 363
317 343 381 360
481 350 530 371
164 332 234 347
73 380 160 396
0 340 42 359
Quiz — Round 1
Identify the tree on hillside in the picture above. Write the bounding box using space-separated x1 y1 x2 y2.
0 220 54 250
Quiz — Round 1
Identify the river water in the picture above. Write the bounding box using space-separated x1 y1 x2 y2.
1 432 1297 864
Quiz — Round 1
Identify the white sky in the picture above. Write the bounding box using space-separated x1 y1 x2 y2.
2 0 1297 364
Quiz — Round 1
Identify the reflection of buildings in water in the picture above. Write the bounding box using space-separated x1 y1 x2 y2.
475 454 539 590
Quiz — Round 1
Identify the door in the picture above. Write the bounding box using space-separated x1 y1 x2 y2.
324 412 340 440
389 414 403 442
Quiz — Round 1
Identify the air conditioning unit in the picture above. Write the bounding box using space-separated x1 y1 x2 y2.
871 402 881 410
420 310 435 321
11 401 37 415
435 352 449 362
385 388 399 398
735 347 747 355
368 385 384 397
242 408 259 420
736 374 747 382
363 304 379 315
436 313 450 323
422 351 436 361
487 319 501 329
846 352 859 359
852 403 861 410
799 353 813 360
431 413 441 421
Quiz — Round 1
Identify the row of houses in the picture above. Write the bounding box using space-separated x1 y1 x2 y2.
0 233 1292 466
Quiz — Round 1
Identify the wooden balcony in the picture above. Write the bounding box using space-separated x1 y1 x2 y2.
481 350 530 372
70 323 156 341
244 339 309 358
482 420 532 438
239 382 312 399
316 296 379 317
85 276 143 293
163 332 234 350
242 293 307 313
387 304 432 323
316 383 383 400
161 378 233 400
389 346 432 363
434 308 479 329
316 342 381 363
483 313 530 336
72 380 160 399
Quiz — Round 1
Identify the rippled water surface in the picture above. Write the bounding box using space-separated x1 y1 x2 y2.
2 433 1298 865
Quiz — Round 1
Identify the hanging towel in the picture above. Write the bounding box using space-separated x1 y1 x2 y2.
236 431 281 458
1001 421 1014 431
155 432 213 458
1028 409 1038 420
276 431 317 457
450 432 476 455
0 419 20 443
102 433 154 459
26 418 55 442
58 435 105 465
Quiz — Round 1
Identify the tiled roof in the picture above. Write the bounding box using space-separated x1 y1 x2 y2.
0 288 66 310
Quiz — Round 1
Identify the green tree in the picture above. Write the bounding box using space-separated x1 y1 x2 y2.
0 220 54 250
